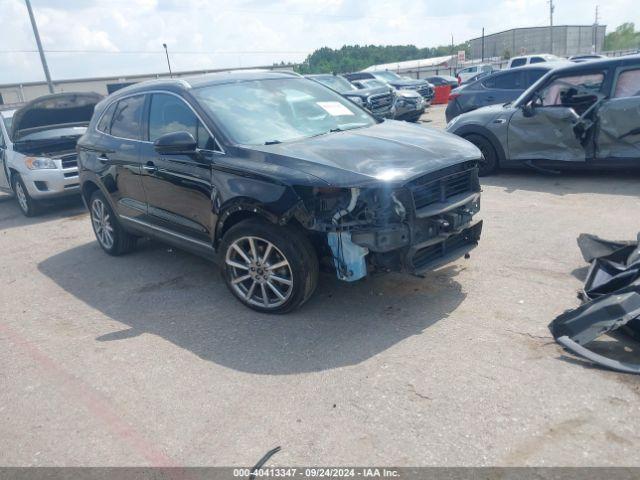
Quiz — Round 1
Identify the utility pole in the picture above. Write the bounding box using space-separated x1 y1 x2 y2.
593 5 599 53
451 34 455 72
163 43 173 78
24 0 54 94
481 27 485 62
548 0 555 54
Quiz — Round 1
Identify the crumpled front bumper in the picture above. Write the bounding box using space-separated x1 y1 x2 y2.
350 193 482 276
406 219 482 274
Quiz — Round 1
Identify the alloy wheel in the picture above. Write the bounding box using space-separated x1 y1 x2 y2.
91 198 115 250
15 181 29 214
225 236 294 309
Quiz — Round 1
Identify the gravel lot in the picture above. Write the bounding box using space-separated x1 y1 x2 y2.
1 105 640 467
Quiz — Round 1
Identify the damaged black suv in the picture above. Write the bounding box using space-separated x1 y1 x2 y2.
78 71 483 313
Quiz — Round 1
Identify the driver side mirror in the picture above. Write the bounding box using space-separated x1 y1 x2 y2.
522 93 542 118
522 102 536 117
153 131 197 155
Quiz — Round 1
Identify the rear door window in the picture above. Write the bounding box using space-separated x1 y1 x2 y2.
526 69 547 85
110 95 145 140
484 72 524 89
613 69 640 98
530 57 545 64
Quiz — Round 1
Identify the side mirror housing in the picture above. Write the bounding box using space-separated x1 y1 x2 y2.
522 102 536 118
153 131 197 155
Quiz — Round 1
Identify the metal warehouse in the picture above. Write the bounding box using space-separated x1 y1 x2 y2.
470 25 607 59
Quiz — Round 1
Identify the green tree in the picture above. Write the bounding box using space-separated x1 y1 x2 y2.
295 42 470 74
604 23 640 51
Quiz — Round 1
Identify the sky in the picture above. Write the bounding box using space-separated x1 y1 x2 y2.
0 0 637 84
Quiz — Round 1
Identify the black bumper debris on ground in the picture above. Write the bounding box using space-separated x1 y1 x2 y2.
549 233 640 374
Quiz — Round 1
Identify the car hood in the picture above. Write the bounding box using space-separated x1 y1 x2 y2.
396 89 422 99
249 120 481 187
389 79 422 88
11 92 102 141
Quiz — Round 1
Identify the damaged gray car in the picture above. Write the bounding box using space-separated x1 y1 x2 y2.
447 55 640 176
78 71 483 313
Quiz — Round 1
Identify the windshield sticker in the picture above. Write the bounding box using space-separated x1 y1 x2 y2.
317 102 355 116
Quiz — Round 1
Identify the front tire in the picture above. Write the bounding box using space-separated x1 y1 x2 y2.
12 174 38 217
89 190 137 256
220 218 319 314
464 133 498 176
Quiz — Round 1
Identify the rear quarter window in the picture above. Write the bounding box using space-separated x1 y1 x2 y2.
96 102 117 134
510 58 527 68
530 57 545 64
613 69 640 98
110 95 145 140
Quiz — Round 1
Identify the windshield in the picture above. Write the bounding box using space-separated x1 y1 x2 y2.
2 115 12 133
312 75 356 93
16 126 87 143
372 71 402 82
193 78 375 145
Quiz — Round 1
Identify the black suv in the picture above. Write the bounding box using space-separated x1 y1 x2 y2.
305 74 395 118
78 71 482 313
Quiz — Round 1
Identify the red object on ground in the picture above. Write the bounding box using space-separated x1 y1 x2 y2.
433 85 452 105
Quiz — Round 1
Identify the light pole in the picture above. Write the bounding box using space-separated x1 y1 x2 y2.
24 0 54 93
163 43 173 78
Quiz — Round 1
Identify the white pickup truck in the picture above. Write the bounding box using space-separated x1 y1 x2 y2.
0 92 101 216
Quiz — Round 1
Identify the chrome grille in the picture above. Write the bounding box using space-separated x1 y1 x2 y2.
417 85 434 98
368 92 393 111
60 154 78 169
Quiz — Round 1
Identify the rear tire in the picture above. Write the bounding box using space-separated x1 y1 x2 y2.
220 218 319 314
89 190 137 256
464 134 498 176
12 174 38 217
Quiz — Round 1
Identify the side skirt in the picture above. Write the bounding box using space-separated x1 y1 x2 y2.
120 215 217 262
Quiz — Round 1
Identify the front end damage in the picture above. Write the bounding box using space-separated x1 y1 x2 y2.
295 161 483 281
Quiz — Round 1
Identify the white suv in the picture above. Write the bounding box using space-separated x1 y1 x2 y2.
0 92 101 216
507 54 562 69
456 64 493 84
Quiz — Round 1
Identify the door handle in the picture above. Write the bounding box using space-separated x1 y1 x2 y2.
486 96 495 101
97 153 109 163
142 161 157 173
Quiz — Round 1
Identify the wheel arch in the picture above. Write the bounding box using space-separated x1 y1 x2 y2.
214 198 312 249
81 180 101 206
454 125 507 166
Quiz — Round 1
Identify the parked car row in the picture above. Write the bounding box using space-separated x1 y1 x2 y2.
2 55 638 313
307 71 435 123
